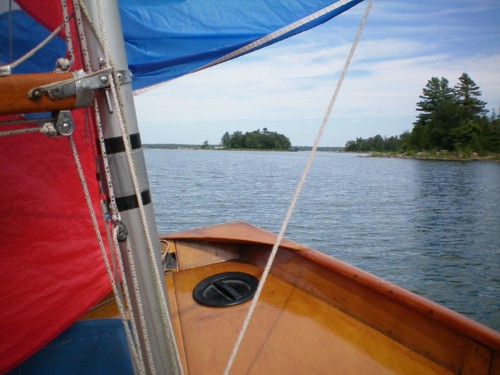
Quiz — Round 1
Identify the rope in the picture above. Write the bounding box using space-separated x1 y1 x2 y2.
0 122 57 137
94 1 184 372
8 0 13 62
67 134 143 372
72 1 147 373
0 23 65 71
32 67 112 94
87 2 155 371
197 0 354 73
223 1 374 373
60 0 74 67
78 0 183 372
0 117 55 126
135 0 359 95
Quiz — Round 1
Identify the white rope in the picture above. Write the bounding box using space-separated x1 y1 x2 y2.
0 122 57 137
223 1 374 373
89 4 156 373
108 54 184 375
72 1 147 373
67 134 143 372
0 22 65 71
134 0 358 95
60 0 74 67
32 67 112 93
8 0 13 62
197 0 355 73
89 0 183 372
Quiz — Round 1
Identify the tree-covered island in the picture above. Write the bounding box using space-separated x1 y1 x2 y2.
220 128 291 150
345 73 500 159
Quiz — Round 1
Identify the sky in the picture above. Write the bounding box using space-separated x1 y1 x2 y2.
134 0 500 147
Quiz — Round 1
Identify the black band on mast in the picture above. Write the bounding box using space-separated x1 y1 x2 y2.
115 189 152 212
104 133 142 154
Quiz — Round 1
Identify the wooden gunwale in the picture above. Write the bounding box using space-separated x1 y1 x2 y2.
295 245 500 351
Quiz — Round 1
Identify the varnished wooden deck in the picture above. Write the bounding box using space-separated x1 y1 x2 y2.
166 261 451 374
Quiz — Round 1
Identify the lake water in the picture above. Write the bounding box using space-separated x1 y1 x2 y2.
145 149 500 330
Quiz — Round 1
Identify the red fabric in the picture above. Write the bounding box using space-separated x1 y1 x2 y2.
16 0 66 35
1 3 112 372
0 112 112 373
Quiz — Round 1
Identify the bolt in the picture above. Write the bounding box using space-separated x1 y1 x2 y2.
100 75 109 85
30 89 42 100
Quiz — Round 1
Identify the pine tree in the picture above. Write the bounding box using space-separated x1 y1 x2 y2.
412 77 459 149
454 73 487 122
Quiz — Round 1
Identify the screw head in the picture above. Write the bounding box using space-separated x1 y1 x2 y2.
29 89 42 100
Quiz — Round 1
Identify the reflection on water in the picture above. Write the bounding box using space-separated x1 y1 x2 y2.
146 149 500 329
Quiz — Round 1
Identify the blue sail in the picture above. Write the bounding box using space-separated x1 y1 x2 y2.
2 0 364 92
120 0 364 91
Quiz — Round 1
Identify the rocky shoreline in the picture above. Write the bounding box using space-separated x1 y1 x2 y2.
369 151 500 162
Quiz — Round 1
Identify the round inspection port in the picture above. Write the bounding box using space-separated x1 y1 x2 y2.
193 272 259 307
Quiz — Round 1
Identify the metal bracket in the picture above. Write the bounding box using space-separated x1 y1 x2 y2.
28 69 132 108
55 110 75 136
0 65 11 77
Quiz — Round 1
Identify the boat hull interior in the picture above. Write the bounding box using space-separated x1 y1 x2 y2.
81 222 500 375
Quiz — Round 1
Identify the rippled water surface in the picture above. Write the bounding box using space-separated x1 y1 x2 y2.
145 149 500 329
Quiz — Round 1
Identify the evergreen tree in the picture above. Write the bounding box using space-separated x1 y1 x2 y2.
455 73 487 122
346 73 498 155
415 77 457 122
220 129 291 150
221 132 231 148
412 76 459 150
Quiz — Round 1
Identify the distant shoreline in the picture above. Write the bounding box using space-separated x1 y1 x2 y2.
143 145 500 161
143 144 344 152
368 151 500 162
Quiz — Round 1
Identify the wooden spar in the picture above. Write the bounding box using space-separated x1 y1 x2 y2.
0 72 76 115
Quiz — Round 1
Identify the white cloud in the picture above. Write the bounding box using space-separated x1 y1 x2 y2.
136 1 500 146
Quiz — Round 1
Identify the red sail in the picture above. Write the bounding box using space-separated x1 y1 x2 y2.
0 1 114 371
0 115 112 373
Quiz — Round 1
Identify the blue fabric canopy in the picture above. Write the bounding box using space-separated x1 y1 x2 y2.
1 0 363 91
